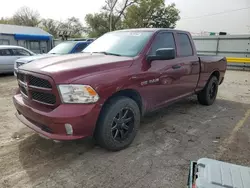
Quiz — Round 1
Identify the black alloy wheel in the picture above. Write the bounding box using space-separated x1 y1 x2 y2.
111 108 134 142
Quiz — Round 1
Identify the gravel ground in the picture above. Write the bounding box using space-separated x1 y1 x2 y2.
0 70 250 188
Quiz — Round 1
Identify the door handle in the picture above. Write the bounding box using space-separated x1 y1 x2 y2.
172 65 181 69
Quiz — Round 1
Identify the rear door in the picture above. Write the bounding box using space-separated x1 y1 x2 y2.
0 48 15 73
175 32 200 95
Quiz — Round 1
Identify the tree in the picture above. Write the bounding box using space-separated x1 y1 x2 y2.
103 0 136 31
40 19 60 37
123 0 180 28
12 6 41 26
85 0 136 37
58 17 85 38
85 13 123 38
149 3 180 28
85 13 110 38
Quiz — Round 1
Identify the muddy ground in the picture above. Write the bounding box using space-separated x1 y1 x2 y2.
0 70 250 188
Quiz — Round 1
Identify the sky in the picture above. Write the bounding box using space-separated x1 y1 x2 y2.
0 0 250 34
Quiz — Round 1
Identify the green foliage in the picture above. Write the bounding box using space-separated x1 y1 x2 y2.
85 0 180 37
85 13 122 38
85 13 110 38
124 1 180 28
149 3 180 28
123 0 164 28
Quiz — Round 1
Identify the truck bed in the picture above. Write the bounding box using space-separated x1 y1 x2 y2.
196 55 227 91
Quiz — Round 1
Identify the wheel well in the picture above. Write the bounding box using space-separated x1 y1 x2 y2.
211 71 220 80
102 89 143 115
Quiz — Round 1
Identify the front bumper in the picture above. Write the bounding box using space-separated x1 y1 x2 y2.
13 94 101 140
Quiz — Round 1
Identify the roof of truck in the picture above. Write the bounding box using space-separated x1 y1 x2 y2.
114 28 188 33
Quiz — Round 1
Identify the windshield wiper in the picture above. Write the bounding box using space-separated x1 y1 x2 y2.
91 51 121 56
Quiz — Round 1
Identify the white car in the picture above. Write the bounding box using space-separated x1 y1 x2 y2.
0 45 35 74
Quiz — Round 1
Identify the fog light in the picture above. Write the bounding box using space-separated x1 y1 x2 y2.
65 123 73 135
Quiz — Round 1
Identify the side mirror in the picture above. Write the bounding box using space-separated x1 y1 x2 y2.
146 48 176 63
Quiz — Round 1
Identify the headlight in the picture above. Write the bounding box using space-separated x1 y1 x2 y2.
58 85 99 104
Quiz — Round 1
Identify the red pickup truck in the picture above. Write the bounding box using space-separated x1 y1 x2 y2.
13 28 227 151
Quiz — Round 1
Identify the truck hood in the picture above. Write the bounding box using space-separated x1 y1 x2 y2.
20 53 134 83
17 54 57 63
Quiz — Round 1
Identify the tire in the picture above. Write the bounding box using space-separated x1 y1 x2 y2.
197 76 219 106
95 96 140 151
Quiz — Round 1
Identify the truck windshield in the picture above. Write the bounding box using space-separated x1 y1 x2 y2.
83 31 153 57
48 42 76 54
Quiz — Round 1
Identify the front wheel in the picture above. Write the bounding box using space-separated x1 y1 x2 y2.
197 76 219 105
95 97 140 151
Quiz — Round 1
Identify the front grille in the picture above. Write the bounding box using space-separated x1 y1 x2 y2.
19 85 28 96
17 72 57 106
17 73 25 82
31 91 56 105
29 75 52 88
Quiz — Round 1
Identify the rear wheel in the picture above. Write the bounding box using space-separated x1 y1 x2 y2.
197 76 218 105
95 97 140 151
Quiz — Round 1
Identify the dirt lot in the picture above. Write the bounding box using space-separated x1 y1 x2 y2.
0 70 250 188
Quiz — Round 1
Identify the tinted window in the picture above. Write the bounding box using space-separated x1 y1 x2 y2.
12 49 31 56
74 43 88 53
177 33 193 57
149 32 175 55
83 31 153 57
0 49 12 56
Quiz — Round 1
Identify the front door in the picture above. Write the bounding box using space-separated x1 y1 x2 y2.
141 31 199 111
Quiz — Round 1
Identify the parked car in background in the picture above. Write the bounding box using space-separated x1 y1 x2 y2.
86 38 96 42
13 28 227 151
0 45 34 74
14 41 91 75
71 38 96 42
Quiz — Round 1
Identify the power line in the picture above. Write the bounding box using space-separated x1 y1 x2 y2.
181 6 250 20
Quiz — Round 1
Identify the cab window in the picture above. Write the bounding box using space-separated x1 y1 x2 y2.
149 32 176 55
